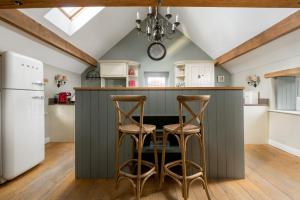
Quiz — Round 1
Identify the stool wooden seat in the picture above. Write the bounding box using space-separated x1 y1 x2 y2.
111 95 158 200
160 95 211 200
119 124 156 134
163 124 200 134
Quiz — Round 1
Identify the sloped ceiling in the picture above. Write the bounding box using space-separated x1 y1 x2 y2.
222 28 300 74
162 7 298 59
0 7 147 74
0 21 87 73
0 7 298 74
20 7 147 59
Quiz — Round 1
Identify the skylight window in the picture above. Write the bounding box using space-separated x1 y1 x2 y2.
59 7 83 20
44 7 104 36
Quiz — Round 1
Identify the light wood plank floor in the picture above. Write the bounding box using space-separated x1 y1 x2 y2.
0 143 300 200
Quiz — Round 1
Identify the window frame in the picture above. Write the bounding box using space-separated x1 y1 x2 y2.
59 7 84 20
144 71 170 87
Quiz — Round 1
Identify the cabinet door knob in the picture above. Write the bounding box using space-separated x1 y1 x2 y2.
198 75 201 79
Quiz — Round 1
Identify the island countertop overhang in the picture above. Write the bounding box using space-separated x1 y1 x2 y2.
74 86 244 91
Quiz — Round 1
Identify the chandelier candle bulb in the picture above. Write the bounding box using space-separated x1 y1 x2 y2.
172 23 176 31
136 12 140 20
167 7 170 15
148 6 152 14
175 14 179 22
147 26 151 34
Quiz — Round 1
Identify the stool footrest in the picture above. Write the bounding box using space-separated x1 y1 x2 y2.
119 159 156 179
164 160 204 180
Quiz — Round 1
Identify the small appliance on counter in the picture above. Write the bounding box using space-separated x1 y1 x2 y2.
58 92 71 104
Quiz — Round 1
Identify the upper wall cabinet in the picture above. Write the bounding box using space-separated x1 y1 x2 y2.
100 62 127 77
175 60 215 87
99 60 139 87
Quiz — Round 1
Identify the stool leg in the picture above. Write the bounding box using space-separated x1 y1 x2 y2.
136 133 143 200
160 130 167 189
199 134 211 200
115 131 121 188
152 131 159 178
181 134 188 200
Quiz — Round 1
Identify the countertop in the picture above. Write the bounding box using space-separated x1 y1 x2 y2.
48 98 75 105
269 109 300 116
74 86 244 91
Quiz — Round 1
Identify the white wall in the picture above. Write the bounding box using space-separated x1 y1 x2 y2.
44 64 81 141
44 64 81 100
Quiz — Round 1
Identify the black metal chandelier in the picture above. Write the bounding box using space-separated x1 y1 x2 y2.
135 0 180 43
135 0 180 60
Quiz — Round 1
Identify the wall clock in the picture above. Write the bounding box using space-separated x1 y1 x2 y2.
147 42 166 61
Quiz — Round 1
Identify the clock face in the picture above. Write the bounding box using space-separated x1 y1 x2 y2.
147 42 167 61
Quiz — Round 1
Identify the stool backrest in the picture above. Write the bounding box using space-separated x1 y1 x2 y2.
111 95 146 130
176 95 210 132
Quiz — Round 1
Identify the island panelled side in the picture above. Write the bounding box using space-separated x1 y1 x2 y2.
75 88 244 179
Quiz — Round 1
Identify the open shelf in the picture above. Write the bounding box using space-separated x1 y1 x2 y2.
128 75 138 78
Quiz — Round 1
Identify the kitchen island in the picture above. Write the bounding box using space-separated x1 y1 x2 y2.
74 87 244 179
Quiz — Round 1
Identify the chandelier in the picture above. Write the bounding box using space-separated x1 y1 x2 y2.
135 0 180 60
135 0 180 42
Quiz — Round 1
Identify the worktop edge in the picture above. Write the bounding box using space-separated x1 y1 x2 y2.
74 86 244 91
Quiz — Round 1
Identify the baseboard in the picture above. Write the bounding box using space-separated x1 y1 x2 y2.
0 177 7 184
269 139 300 157
45 137 50 144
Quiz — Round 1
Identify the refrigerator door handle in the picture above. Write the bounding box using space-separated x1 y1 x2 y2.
32 96 44 99
32 82 44 86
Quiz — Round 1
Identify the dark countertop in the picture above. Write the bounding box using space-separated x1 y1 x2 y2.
48 98 75 105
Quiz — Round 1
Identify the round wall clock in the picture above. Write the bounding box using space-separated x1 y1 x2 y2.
147 42 167 61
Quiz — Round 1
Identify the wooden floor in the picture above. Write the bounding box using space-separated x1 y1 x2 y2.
1 143 300 200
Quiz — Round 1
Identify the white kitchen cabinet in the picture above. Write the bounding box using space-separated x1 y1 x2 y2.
244 105 269 144
100 62 127 77
47 105 75 142
175 61 215 87
99 60 140 87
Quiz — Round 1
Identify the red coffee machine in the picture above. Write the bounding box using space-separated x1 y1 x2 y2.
58 92 71 104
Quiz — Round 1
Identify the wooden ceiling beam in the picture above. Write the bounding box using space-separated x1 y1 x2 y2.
0 9 97 67
215 10 300 65
0 0 300 8
264 67 300 78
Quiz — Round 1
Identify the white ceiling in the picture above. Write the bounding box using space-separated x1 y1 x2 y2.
222 28 300 74
0 21 87 73
20 7 147 58
163 7 298 59
0 7 298 74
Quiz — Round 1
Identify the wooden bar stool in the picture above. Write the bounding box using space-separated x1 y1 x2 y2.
160 95 211 200
111 95 159 200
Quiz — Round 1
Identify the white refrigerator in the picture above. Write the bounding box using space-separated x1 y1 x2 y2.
0 51 45 183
